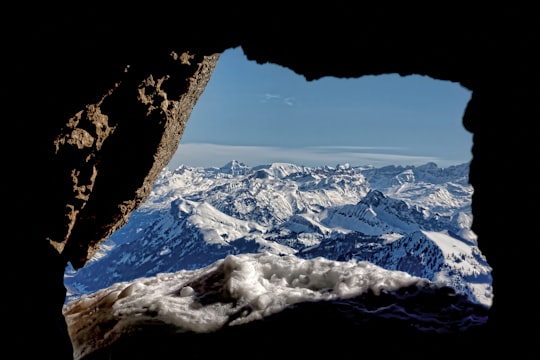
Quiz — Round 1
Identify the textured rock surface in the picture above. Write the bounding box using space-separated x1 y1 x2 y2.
2 3 537 359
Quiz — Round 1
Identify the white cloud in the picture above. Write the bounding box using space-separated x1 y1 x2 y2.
168 143 455 170
283 97 294 106
259 93 294 106
260 93 280 102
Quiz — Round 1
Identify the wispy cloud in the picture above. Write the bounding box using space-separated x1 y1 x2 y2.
168 143 459 170
283 97 294 106
259 93 295 106
261 93 280 102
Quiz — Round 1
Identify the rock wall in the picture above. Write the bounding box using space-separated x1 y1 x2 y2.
2 4 537 358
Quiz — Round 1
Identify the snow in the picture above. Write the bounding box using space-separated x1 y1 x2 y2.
61 161 493 359
63 252 431 360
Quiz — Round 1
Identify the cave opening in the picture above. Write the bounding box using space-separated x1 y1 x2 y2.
64 47 492 311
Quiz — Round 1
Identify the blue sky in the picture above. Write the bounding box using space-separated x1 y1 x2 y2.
168 47 473 170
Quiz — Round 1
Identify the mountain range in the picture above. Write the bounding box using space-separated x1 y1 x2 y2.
64 161 492 307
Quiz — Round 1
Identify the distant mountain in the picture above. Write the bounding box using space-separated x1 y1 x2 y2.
65 161 492 307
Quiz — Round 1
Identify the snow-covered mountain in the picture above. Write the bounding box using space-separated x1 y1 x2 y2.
65 161 492 307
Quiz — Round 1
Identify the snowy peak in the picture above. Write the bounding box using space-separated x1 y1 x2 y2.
218 160 251 175
320 190 424 236
362 189 390 205
361 162 470 189
187 201 265 245
253 162 308 179
369 230 492 305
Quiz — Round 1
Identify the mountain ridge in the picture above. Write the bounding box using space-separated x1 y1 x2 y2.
65 161 491 307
